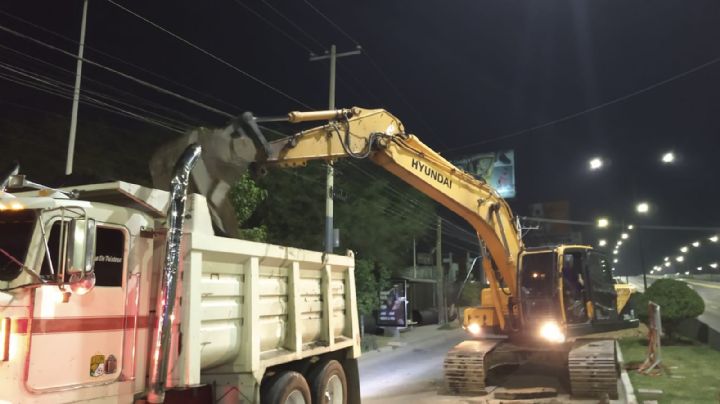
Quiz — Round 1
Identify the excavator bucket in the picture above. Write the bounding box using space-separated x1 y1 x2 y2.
149 118 267 237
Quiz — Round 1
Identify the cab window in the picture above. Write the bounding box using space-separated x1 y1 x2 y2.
41 222 126 287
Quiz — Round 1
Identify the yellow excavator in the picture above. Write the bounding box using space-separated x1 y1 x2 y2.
151 107 638 399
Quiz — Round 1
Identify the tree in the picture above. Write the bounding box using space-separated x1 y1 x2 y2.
230 173 268 242
354 259 391 316
636 279 705 340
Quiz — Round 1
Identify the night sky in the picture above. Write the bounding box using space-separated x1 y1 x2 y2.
1 1 719 274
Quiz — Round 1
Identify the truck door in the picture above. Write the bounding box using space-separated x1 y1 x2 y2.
27 221 128 391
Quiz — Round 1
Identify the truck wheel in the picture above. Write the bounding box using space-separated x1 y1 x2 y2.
264 371 311 404
309 360 347 404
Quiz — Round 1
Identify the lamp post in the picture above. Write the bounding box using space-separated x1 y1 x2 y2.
636 202 650 290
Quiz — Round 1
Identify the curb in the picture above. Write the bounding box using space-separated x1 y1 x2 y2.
616 341 638 404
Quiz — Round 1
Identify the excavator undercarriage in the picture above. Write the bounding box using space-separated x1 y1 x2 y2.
443 338 620 399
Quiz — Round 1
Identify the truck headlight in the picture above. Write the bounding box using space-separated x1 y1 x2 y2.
467 322 481 336
539 321 565 343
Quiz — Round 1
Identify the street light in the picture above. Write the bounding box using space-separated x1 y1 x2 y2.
621 233 629 240
697 266 703 271
664 262 671 267
613 249 619 255
589 157 603 170
711 262 718 269
627 224 634 230
661 151 675 164
597 217 609 228
598 239 607 247
664 256 669 262
613 258 619 263
676 256 685 262
617 240 623 246
709 235 718 243
680 246 688 253
636 202 650 214
692 241 700 248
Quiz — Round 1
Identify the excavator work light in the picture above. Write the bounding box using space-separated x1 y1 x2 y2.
467 322 481 336
539 321 565 343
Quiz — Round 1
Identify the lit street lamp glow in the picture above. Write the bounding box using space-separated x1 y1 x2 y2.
685 271 690 276
697 266 703 271
613 258 618 263
676 256 685 262
692 241 700 248
627 224 634 230
661 151 675 164
598 239 607 247
621 233 629 240
589 157 603 170
680 246 688 253
664 256 669 262
664 262 671 267
710 235 719 243
711 263 718 269
617 240 623 246
636 202 650 214
597 217 609 228
613 250 619 255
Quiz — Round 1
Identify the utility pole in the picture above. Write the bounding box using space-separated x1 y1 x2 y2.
436 217 447 324
65 0 89 175
309 45 361 253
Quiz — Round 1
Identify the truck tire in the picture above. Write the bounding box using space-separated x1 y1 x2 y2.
263 371 311 404
309 360 347 404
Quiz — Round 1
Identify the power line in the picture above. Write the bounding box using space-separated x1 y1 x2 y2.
298 0 447 147
0 23 236 119
0 60 193 131
0 8 244 114
260 0 326 51
0 43 201 125
444 55 720 153
0 63 188 133
104 0 313 109
300 0 359 47
230 0 316 54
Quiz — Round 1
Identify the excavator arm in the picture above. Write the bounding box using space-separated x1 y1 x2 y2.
258 107 523 330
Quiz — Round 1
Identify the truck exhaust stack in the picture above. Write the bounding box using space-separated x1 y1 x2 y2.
147 144 202 404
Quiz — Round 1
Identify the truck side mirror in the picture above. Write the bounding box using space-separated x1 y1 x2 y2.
65 218 97 295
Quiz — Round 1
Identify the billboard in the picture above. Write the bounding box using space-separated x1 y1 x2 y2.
454 150 516 198
377 280 408 327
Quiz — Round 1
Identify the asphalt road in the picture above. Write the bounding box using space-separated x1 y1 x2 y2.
359 330 466 402
358 328 628 403
628 275 720 331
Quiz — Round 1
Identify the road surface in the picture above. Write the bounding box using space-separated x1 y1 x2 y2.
628 275 720 331
359 327 629 403
359 329 465 402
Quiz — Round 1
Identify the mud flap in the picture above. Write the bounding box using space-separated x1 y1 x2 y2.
342 357 361 404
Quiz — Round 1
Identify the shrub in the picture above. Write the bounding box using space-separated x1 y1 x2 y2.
635 279 705 340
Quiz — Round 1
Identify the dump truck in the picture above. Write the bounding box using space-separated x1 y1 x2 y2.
0 146 361 403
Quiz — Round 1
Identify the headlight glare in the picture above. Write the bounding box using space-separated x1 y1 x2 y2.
539 321 565 343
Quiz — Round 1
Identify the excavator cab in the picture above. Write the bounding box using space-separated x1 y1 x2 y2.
518 246 638 342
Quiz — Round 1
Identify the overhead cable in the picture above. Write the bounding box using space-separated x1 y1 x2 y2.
260 0 326 51
104 0 313 109
0 8 243 113
444 55 720 153
0 24 235 118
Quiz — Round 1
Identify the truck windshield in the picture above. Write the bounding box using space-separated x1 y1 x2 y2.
520 252 555 297
0 209 36 281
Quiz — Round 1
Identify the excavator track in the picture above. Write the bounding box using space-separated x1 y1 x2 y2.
443 340 500 395
568 339 619 400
